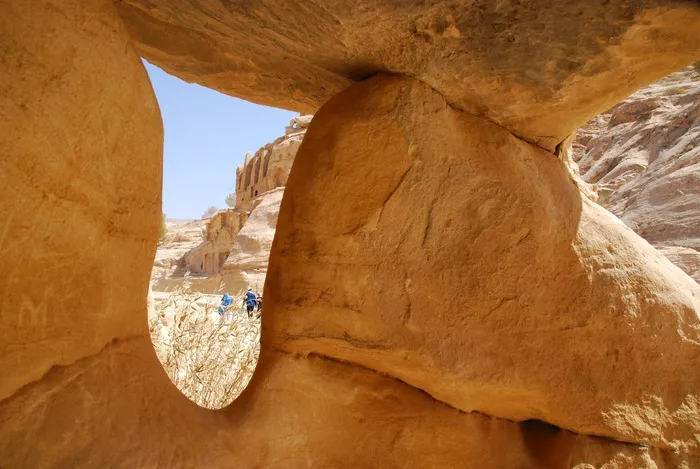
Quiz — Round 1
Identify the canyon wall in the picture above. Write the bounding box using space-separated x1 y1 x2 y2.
182 210 248 276
156 116 311 295
572 65 700 283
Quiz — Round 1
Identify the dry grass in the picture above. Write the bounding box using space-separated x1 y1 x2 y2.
149 281 261 409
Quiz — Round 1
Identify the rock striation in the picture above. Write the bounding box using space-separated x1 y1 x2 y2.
266 74 700 458
219 189 284 293
572 65 700 283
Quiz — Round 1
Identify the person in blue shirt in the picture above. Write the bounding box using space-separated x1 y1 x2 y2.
218 293 233 316
243 288 257 318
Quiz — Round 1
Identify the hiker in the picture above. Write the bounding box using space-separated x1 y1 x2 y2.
243 288 257 318
218 293 233 316
256 295 263 314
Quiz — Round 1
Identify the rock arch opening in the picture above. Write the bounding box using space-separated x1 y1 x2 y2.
569 64 700 284
144 61 309 408
3 0 700 465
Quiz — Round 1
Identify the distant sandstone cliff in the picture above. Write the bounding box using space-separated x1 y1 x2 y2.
151 115 311 295
571 66 700 283
235 115 311 211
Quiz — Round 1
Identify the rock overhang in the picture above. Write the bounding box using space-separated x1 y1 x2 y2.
116 0 700 150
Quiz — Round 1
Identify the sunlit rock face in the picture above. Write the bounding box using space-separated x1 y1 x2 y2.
2 0 700 467
116 0 700 149
172 116 310 293
235 116 310 211
266 73 700 457
572 65 700 283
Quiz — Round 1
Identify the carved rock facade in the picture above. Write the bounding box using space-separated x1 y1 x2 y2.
174 117 309 292
235 116 311 211
183 210 248 275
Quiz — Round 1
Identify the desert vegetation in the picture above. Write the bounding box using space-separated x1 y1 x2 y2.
149 281 261 409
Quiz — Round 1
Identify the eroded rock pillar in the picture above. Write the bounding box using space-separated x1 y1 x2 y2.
266 74 700 458
0 0 162 399
0 0 182 465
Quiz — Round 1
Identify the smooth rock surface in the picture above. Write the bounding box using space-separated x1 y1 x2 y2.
115 0 700 149
4 338 687 468
266 74 700 453
3 1 700 466
0 0 162 402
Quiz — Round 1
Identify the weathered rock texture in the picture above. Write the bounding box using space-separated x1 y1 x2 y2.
182 210 248 275
149 219 207 311
266 75 700 458
572 66 700 283
0 0 162 403
220 189 284 293
152 219 205 277
115 0 700 150
3 0 700 467
170 117 308 293
235 116 310 211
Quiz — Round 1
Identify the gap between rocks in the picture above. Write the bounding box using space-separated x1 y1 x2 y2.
270 344 674 454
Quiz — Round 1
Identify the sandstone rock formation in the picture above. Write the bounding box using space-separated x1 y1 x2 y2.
115 0 700 150
266 74 700 458
235 116 310 211
182 210 248 276
3 0 700 467
571 66 700 283
220 189 283 293
149 218 207 313
148 116 306 297
170 116 309 294
153 219 206 275
0 0 162 405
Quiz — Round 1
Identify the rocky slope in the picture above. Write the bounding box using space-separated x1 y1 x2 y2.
221 188 283 293
151 219 205 281
572 65 700 283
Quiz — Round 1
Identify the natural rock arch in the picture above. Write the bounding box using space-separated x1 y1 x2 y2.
1 0 700 467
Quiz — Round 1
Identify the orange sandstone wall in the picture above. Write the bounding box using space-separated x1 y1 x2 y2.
1 1 700 467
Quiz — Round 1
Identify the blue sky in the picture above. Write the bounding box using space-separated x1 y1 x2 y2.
144 61 297 219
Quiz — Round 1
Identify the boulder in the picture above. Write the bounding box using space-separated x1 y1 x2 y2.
266 74 700 454
2 0 700 466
